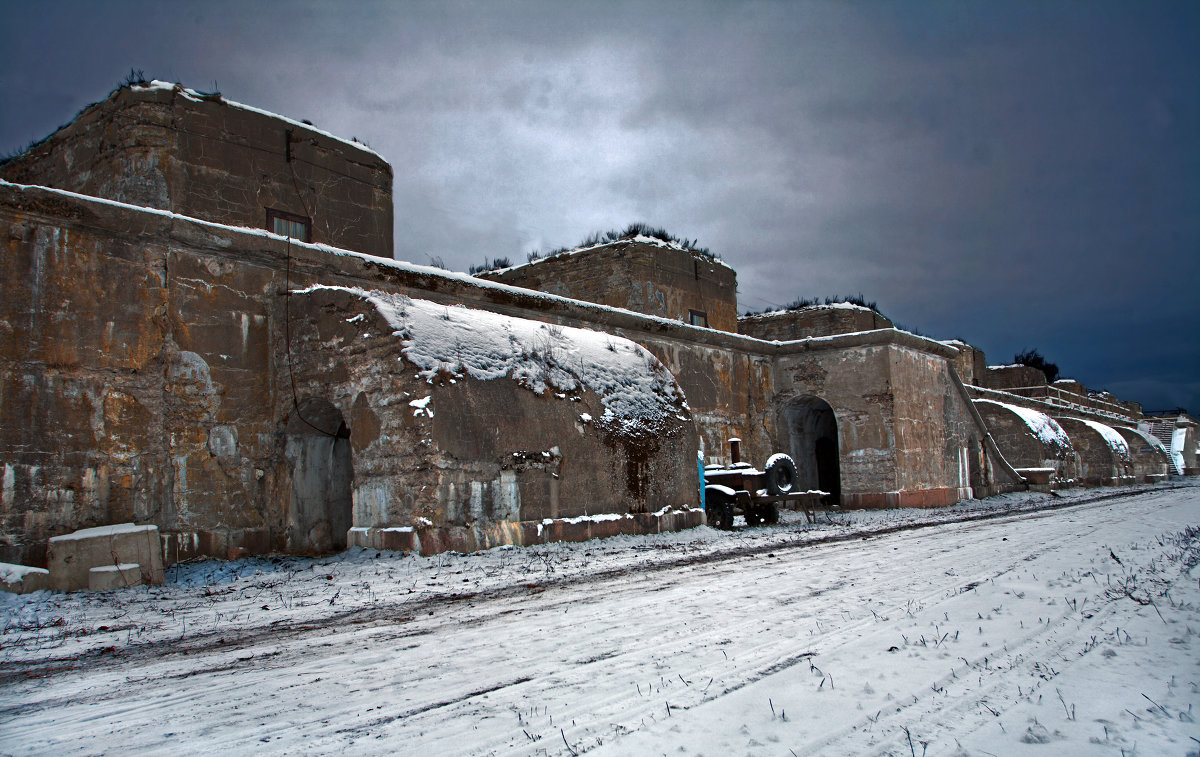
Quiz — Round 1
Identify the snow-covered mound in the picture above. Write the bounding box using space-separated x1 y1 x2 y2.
1079 418 1132 462
304 286 688 437
975 399 1072 452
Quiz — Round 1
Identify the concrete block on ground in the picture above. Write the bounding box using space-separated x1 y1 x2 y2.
47 523 164 592
1015 468 1054 486
0 563 50 594
88 563 143 591
346 526 419 553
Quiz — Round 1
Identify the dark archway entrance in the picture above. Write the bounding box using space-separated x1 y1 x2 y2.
781 396 841 503
284 398 352 553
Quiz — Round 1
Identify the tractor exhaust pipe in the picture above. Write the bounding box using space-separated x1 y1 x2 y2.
728 437 741 465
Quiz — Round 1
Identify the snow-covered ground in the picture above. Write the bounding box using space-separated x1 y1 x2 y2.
2 482 1198 756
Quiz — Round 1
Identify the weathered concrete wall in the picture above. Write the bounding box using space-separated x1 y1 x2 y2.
738 305 893 341
942 341 987 387
973 400 1077 483
636 339 773 467
770 334 1019 507
483 242 739 332
1 178 1034 566
1055 418 1132 486
286 288 699 540
0 182 705 565
889 346 982 503
773 343 897 498
0 82 393 259
1111 427 1170 482
0 182 290 566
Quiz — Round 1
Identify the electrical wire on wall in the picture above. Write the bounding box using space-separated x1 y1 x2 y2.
281 127 338 438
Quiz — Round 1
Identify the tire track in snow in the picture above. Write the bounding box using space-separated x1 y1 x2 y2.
1 486 1194 756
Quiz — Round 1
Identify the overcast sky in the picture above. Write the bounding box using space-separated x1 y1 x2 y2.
2 1 1196 412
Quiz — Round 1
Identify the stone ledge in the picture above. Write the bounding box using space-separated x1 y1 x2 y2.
347 508 706 556
841 487 971 509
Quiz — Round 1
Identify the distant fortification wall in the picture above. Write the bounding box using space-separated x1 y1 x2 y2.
738 304 893 341
482 242 739 333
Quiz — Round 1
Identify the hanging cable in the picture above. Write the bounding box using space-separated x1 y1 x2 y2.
281 127 337 437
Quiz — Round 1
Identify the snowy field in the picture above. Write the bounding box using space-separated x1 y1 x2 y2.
2 482 1198 756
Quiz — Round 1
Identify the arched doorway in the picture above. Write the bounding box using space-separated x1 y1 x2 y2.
284 398 352 553
781 396 841 503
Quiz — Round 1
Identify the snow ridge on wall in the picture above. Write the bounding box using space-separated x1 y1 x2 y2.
1080 419 1132 462
303 286 689 437
975 399 1072 452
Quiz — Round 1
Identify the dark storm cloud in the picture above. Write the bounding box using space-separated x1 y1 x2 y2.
1 0 1196 411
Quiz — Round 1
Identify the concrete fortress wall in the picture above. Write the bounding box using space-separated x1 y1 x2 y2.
973 400 1078 482
1111 427 1171 482
772 337 1018 507
286 287 699 545
1054 417 1133 486
941 341 987 387
0 180 1025 565
0 182 703 565
0 82 394 260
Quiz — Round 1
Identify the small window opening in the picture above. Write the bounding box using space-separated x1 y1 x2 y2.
689 309 708 328
267 208 311 243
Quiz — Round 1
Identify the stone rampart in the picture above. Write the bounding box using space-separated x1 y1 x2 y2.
0 179 1026 565
973 399 1077 484
1055 417 1133 486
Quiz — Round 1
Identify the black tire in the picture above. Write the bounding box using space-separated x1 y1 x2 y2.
764 454 798 496
704 488 735 530
763 502 780 525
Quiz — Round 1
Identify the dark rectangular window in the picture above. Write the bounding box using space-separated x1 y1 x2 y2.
689 309 708 328
267 208 311 243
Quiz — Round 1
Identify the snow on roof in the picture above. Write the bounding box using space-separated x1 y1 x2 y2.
1078 419 1132 462
302 285 687 437
939 339 971 348
974 399 1072 451
134 81 385 161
